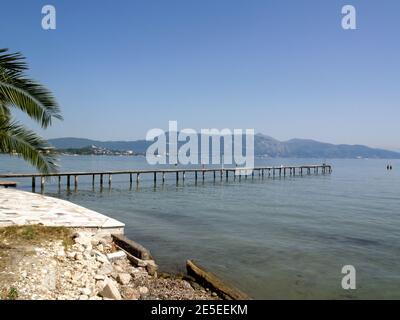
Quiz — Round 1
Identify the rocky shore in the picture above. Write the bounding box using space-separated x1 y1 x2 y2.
0 226 217 300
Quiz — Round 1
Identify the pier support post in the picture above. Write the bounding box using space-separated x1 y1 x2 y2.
41 176 45 190
92 175 95 186
154 172 157 183
183 171 185 181
67 175 71 189
100 174 103 187
32 176 36 191
195 171 198 182
74 175 78 188
109 174 112 186
202 171 205 181
220 170 223 180
213 171 216 180
129 173 132 185
226 170 229 180
162 172 165 183
176 172 179 182
136 173 140 184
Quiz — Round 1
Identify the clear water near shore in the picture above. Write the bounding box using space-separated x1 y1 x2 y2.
1 155 400 299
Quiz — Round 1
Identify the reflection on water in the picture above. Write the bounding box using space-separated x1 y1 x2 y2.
2 155 400 299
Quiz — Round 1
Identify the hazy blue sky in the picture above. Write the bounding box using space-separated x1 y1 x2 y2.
1 0 400 149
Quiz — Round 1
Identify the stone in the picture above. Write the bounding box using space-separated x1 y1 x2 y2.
57 249 65 257
94 251 109 264
91 238 100 246
124 287 140 300
75 253 83 261
98 262 113 275
79 295 89 300
80 288 91 296
99 280 122 300
117 273 131 285
114 265 124 273
74 235 92 246
94 274 106 280
106 251 127 262
138 286 149 296
67 252 76 259
145 260 158 276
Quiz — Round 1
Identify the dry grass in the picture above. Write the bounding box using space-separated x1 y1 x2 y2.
0 225 74 248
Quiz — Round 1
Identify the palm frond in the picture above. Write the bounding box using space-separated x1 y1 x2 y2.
0 116 58 174
0 48 62 128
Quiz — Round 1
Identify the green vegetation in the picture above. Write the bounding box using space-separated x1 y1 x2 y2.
0 287 18 300
0 48 62 173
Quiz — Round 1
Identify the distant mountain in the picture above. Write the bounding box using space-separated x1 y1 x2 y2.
48 135 400 159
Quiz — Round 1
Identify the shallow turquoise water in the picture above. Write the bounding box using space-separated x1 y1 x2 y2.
1 155 399 299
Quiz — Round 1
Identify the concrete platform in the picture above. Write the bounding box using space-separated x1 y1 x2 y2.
0 188 124 234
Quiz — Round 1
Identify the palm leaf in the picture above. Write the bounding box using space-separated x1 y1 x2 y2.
0 116 58 174
0 48 62 128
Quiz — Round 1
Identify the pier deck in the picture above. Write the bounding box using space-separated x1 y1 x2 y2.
0 164 332 191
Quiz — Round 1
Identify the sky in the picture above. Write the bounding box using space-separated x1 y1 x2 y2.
1 0 400 149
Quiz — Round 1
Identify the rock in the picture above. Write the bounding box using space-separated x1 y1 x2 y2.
57 249 65 257
99 279 122 300
96 280 106 291
79 295 88 300
98 262 113 275
94 251 109 264
97 244 104 252
106 251 127 262
94 274 106 280
117 273 131 285
91 238 100 246
21 271 28 278
114 265 124 273
75 253 83 261
74 235 92 246
138 286 149 297
123 287 140 300
66 252 76 259
80 288 91 296
145 260 158 276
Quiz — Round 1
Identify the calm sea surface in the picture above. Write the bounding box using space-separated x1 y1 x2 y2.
1 155 399 299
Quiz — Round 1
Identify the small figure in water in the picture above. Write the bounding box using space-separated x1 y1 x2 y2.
386 164 393 170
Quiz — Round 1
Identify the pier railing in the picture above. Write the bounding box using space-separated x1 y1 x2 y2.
0 164 332 191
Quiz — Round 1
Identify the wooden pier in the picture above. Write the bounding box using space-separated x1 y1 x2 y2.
0 164 332 191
